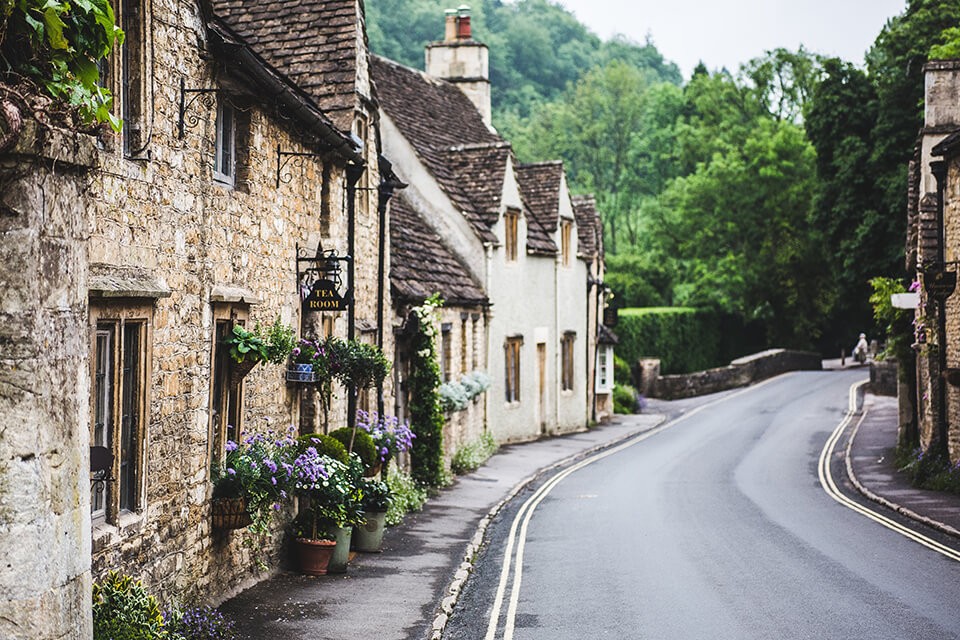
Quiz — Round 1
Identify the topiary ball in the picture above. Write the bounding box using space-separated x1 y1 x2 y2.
297 432 349 464
329 427 378 473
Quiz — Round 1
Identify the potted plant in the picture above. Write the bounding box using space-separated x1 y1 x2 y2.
211 429 297 533
353 478 391 553
356 410 415 473
290 443 365 575
223 317 296 385
287 338 319 383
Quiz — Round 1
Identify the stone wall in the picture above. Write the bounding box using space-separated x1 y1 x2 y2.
0 121 98 639
643 349 823 400
869 360 898 397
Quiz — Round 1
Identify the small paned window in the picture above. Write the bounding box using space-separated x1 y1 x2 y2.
90 315 147 523
504 209 519 262
596 345 613 393
210 316 244 468
441 323 453 382
460 315 469 374
505 336 522 403
120 0 145 156
561 220 573 266
561 332 576 392
214 101 236 185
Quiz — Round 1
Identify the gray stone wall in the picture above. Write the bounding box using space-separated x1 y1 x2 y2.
647 349 823 400
0 122 98 639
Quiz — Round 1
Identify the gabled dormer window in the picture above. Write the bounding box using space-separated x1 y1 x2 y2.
214 101 236 186
504 209 519 261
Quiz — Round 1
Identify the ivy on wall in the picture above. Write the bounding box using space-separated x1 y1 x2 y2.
407 294 447 487
1 0 123 129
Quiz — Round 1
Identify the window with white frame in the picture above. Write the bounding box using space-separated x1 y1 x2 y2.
214 101 236 185
596 344 614 393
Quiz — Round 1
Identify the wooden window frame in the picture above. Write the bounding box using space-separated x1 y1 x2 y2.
561 220 573 266
120 0 146 157
441 323 453 382
504 336 523 403
209 305 249 470
561 332 576 392
89 303 152 525
504 209 520 262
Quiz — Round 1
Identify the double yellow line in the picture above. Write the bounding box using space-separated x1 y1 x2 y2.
817 380 960 562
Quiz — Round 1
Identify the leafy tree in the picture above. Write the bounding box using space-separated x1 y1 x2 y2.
804 58 884 351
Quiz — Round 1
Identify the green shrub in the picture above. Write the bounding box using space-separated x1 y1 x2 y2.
613 355 633 387
616 307 724 374
613 383 637 414
296 433 349 464
93 572 167 640
384 465 427 526
328 427 378 472
895 443 960 494
450 432 499 475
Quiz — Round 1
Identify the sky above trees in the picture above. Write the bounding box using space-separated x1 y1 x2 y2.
554 0 906 78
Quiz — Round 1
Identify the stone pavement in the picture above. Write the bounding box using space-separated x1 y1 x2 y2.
848 392 960 536
219 412 667 640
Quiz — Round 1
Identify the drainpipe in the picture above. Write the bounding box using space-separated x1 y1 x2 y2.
932 159 950 457
554 251 560 432
377 156 406 416
346 161 364 429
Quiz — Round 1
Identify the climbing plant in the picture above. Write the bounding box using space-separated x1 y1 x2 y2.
407 294 446 487
1 0 123 129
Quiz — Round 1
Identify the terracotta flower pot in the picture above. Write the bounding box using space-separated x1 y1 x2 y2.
294 537 337 576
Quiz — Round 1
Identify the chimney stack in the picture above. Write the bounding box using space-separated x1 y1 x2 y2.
425 6 492 126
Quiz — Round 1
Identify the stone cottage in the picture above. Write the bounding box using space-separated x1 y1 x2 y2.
0 0 394 634
910 59 960 462
372 7 605 444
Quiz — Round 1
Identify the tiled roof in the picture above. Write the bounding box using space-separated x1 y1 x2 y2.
208 0 363 130
390 192 488 306
372 55 499 153
516 161 564 234
571 194 602 259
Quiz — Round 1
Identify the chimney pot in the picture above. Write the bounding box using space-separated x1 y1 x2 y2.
444 9 457 41
456 5 471 40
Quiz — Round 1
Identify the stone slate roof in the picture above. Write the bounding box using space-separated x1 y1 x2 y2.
390 192 488 306
571 194 602 259
208 0 364 130
516 161 564 234
372 56 556 254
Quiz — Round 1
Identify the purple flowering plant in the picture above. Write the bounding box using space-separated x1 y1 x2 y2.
356 410 415 464
291 445 365 540
164 605 236 640
212 426 298 534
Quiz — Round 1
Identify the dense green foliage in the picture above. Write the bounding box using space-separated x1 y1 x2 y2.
407 295 447 487
612 383 638 414
93 572 167 640
297 432 349 465
450 431 498 475
366 0 680 118
616 307 724 375
385 465 428 526
328 427 378 472
1 0 122 128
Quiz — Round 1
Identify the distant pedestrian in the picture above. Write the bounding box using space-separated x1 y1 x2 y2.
853 333 868 364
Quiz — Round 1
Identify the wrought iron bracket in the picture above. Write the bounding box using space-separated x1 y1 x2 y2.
277 145 325 188
296 244 353 312
178 78 219 139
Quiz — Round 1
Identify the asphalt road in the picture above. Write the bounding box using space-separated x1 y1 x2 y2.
445 370 960 640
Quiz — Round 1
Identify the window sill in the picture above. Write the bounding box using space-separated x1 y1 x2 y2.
504 401 521 409
91 509 147 552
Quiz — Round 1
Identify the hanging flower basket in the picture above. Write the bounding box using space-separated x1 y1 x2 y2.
211 497 253 530
286 363 317 383
229 358 260 387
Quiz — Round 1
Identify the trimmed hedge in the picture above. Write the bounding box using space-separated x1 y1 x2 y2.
616 307 724 375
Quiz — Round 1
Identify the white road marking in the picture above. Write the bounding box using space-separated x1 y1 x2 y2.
818 380 960 562
484 377 781 640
